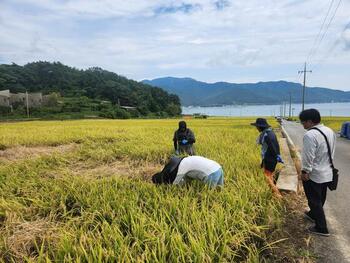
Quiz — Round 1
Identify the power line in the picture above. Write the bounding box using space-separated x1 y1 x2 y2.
307 0 343 64
298 0 342 110
310 37 340 72
306 0 335 63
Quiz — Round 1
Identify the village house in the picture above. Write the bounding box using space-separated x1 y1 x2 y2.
0 89 50 108
0 90 11 107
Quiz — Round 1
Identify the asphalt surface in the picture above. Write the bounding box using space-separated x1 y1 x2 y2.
283 120 350 263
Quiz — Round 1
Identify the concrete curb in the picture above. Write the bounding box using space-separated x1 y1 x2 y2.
281 125 302 162
276 124 299 193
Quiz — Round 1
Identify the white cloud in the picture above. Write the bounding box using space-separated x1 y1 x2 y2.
0 0 350 90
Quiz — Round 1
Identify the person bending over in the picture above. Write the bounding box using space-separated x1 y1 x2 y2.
152 155 223 188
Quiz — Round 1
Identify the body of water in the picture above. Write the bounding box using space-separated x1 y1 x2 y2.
182 102 350 117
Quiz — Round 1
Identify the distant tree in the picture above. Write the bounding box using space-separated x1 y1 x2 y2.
44 92 60 107
0 61 182 118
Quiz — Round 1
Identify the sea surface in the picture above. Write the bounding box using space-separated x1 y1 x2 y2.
182 102 350 117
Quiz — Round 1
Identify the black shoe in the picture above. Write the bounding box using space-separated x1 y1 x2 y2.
304 211 315 223
308 226 330 237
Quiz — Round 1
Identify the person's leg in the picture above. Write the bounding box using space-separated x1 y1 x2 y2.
187 144 196 155
303 180 328 232
179 145 186 154
264 169 282 198
217 169 224 186
303 180 314 218
314 183 328 231
186 145 194 155
205 169 223 188
186 145 195 155
321 182 327 206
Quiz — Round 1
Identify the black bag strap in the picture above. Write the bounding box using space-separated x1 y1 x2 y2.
310 127 335 169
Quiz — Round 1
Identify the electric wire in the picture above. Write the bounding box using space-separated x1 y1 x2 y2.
306 0 335 63
307 0 342 65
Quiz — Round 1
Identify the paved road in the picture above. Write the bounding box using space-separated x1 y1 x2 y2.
283 120 350 263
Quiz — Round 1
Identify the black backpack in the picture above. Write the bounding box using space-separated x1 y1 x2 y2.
152 156 183 184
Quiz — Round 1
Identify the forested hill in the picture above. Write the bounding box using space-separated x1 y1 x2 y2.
0 62 181 116
143 77 350 106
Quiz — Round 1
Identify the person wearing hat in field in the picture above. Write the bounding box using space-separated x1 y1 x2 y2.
173 121 196 155
251 118 283 198
152 155 223 188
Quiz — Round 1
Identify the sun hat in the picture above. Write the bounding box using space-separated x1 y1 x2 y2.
250 118 270 128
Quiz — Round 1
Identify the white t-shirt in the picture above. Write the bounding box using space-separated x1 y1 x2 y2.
173 156 221 185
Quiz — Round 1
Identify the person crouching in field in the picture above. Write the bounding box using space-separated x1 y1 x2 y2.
173 121 196 155
152 156 223 188
251 118 283 198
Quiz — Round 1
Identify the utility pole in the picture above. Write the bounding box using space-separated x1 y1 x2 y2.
280 104 283 117
281 103 284 117
26 91 29 118
298 62 312 111
289 93 292 118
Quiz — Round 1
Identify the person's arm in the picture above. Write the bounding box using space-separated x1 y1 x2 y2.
302 133 317 175
332 131 337 159
187 129 196 144
173 173 186 185
173 131 178 150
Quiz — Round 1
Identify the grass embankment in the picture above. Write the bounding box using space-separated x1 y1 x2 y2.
0 118 284 262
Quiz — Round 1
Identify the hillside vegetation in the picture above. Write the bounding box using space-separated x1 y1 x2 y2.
0 62 181 118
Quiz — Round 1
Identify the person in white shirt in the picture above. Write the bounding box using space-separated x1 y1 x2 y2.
152 156 223 187
299 109 336 237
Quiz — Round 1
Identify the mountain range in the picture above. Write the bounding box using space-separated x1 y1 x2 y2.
142 77 350 106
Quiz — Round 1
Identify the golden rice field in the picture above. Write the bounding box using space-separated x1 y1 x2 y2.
322 117 350 132
0 118 283 262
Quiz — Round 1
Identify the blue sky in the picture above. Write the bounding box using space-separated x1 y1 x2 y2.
0 0 349 90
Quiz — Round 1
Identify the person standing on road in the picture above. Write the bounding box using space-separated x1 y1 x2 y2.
299 109 336 237
251 118 283 198
173 121 196 155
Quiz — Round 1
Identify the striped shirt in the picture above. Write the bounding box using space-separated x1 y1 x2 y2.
302 124 336 183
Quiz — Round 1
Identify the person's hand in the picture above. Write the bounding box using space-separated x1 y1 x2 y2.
181 139 188 145
301 171 310 182
276 155 284 163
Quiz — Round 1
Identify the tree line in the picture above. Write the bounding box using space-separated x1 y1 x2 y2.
0 62 181 119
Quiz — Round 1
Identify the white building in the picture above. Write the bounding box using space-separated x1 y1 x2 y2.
0 89 44 108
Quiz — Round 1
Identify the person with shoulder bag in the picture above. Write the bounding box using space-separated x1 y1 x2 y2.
299 109 338 237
